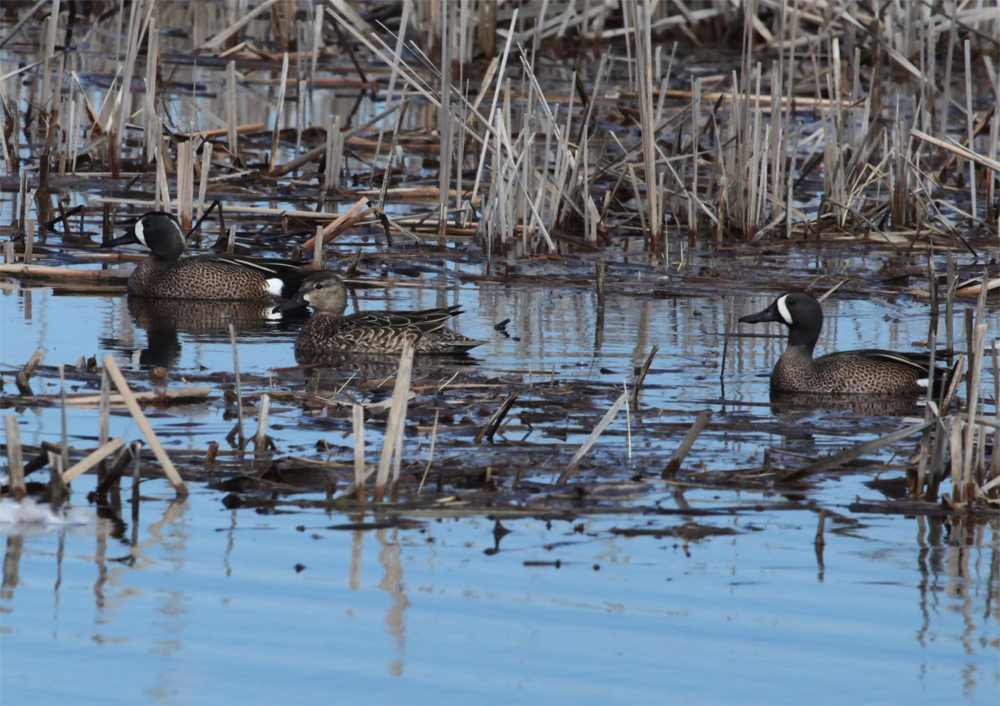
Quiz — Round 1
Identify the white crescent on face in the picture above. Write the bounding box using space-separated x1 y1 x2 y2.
134 217 147 246
776 294 793 325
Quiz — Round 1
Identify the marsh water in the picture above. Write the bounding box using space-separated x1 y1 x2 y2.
2 255 998 705
2 1 999 703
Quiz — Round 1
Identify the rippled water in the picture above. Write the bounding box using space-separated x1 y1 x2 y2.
1 475 996 705
2 274 998 705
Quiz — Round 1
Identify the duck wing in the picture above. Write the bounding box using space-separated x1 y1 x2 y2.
195 254 311 297
342 306 463 334
853 349 938 373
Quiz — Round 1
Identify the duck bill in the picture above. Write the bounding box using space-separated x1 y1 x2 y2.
739 300 782 324
101 227 139 248
272 291 308 314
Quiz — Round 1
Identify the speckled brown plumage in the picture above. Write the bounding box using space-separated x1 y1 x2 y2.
102 211 309 300
124 254 304 300
739 292 942 395
278 270 483 362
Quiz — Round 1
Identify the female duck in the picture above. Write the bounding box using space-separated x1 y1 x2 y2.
278 270 483 361
739 292 942 395
102 211 309 300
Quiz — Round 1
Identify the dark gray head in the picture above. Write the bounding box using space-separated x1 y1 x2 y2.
275 270 348 316
102 211 186 262
739 292 824 350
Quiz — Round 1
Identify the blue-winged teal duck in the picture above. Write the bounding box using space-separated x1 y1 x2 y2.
102 211 310 300
739 292 942 395
278 270 483 360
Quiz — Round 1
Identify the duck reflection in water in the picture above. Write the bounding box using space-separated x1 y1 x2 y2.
121 298 309 369
768 392 931 416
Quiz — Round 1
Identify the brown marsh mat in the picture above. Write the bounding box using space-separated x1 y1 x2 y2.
2 341 997 525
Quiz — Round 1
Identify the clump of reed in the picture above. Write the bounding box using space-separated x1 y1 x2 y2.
2 1 997 255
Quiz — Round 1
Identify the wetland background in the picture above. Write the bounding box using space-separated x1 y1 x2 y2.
1 0 998 703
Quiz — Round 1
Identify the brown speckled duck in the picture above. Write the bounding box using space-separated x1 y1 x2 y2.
739 292 944 395
277 270 483 361
102 211 310 300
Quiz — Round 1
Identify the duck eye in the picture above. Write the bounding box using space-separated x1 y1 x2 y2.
314 283 324 290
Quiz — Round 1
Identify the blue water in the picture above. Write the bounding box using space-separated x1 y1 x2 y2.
2 278 998 704
1 475 996 705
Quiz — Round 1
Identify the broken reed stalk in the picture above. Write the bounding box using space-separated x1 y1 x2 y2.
353 403 365 501
950 417 964 504
176 139 194 229
254 393 271 452
782 420 934 482
131 439 142 528
378 97 410 211
268 52 290 173
268 102 402 178
325 113 343 191
301 196 370 249
814 509 826 548
373 338 415 502
945 255 956 353
201 0 284 50
312 224 324 268
629 345 659 409
59 364 69 472
62 438 126 484
15 349 42 396
662 409 713 478
101 355 188 498
595 260 606 309
474 392 519 443
24 218 34 264
197 142 213 220
97 364 110 483
0 264 131 281
962 322 986 491
915 329 938 498
4 414 26 501
48 449 67 507
558 389 630 484
229 322 245 449
20 386 212 407
417 410 440 495
226 60 239 161
631 0 661 250
437 7 453 239
992 346 1000 484
94 441 136 496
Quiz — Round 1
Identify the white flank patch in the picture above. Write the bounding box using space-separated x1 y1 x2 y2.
776 295 793 325
265 278 284 297
134 217 147 246
916 379 929 388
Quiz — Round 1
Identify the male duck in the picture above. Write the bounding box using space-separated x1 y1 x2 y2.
102 211 310 300
277 270 483 360
738 292 943 395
